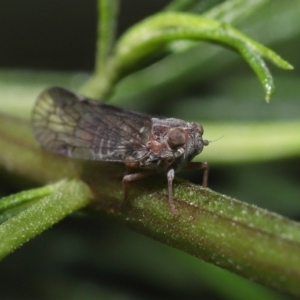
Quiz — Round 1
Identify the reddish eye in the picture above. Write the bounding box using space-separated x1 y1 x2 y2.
167 128 186 149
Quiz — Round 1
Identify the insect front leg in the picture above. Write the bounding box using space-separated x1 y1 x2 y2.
167 169 177 215
183 161 209 187
122 168 177 216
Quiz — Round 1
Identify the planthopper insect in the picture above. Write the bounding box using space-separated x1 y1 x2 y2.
32 87 209 214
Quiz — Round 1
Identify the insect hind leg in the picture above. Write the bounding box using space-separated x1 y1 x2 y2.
121 171 154 208
183 161 209 187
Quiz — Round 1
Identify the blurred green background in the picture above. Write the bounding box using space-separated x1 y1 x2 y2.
0 1 299 299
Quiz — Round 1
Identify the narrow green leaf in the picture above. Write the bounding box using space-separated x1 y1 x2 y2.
0 180 66 213
110 2 299 103
225 24 293 70
114 12 292 101
0 179 92 260
237 43 274 101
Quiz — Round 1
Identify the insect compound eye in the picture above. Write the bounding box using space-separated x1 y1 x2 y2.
167 128 186 149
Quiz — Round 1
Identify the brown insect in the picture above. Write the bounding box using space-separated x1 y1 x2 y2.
32 87 209 214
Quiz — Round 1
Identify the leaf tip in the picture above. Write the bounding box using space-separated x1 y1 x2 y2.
276 58 294 70
286 63 294 70
264 82 274 103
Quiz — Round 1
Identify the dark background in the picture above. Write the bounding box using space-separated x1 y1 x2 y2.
0 0 167 71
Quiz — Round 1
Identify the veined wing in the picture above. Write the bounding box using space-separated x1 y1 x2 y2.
32 87 152 162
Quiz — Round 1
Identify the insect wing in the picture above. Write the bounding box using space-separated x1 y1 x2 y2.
32 87 152 162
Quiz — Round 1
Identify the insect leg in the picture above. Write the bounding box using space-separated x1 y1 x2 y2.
122 171 154 207
183 162 209 187
167 169 177 215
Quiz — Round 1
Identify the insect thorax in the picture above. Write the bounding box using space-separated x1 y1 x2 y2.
128 117 205 172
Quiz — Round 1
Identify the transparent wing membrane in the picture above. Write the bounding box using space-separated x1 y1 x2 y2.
32 87 151 162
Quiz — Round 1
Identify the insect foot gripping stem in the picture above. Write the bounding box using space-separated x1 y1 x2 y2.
167 169 176 215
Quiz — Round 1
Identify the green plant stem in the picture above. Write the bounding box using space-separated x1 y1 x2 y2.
80 0 119 99
96 0 119 73
79 59 119 99
1 114 300 296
